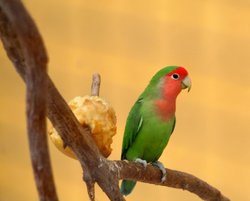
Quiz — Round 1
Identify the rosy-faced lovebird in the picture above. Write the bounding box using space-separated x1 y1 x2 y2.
120 66 191 196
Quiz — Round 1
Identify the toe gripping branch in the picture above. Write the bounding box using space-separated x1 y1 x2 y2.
134 159 167 183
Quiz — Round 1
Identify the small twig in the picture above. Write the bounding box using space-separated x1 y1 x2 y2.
83 172 95 201
91 73 101 96
86 182 95 201
83 73 102 201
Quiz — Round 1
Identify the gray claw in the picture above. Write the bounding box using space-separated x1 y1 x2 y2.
135 158 148 168
152 161 167 182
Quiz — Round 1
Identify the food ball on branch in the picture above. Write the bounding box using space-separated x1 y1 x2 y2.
49 95 117 159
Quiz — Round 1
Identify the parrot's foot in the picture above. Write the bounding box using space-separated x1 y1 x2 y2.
152 161 167 183
134 158 147 168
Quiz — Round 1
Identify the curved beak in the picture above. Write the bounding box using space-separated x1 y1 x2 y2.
181 75 192 92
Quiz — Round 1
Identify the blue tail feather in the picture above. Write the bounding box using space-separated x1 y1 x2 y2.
120 180 137 196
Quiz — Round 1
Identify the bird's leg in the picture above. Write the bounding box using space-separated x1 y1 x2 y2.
134 158 147 168
152 161 167 183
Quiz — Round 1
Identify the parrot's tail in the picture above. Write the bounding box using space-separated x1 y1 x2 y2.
120 180 136 196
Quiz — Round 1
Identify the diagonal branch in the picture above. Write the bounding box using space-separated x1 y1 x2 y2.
0 1 123 201
0 1 230 201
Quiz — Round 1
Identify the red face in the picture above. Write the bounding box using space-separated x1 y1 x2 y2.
155 66 191 119
162 67 190 99
167 67 189 81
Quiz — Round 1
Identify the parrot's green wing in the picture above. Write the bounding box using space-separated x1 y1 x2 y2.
171 117 176 134
121 97 143 159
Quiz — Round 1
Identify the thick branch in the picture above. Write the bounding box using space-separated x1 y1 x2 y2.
114 161 230 201
0 1 58 201
0 1 230 201
0 1 123 201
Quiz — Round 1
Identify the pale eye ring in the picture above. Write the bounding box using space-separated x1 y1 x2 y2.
171 73 180 80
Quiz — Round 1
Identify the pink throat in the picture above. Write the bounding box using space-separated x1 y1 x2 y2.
154 78 182 120
155 98 176 120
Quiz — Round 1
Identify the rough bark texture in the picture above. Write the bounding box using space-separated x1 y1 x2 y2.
0 1 230 201
115 161 229 201
0 0 58 201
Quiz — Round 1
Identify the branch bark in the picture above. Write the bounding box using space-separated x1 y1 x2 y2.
0 1 58 201
0 1 123 201
115 161 229 201
0 1 230 201
91 73 101 96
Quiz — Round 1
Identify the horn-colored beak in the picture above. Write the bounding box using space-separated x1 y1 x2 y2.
181 76 192 92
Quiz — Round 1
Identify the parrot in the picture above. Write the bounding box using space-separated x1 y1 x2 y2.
120 66 191 196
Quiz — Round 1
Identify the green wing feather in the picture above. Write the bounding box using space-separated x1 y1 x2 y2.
171 117 176 134
121 97 143 159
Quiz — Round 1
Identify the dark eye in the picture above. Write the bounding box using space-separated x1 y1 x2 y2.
171 73 180 80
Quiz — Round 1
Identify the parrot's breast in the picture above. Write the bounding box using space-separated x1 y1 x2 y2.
154 99 176 120
125 101 175 162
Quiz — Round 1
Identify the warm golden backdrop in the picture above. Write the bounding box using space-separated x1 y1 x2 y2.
1 0 250 201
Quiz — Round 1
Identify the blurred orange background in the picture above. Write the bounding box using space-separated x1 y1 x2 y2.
1 0 250 201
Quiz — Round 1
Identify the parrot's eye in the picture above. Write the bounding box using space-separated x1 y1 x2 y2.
171 73 180 80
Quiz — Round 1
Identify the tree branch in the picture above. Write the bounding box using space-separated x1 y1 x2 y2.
115 161 229 201
0 1 123 201
0 1 230 201
91 73 101 96
0 1 58 201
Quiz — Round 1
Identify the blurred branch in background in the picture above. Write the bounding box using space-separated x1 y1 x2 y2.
0 0 230 201
0 1 58 201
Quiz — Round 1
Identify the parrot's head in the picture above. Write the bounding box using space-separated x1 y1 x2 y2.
165 66 191 92
149 66 191 100
144 66 191 119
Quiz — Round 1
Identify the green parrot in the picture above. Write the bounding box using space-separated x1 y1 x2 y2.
120 66 191 196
